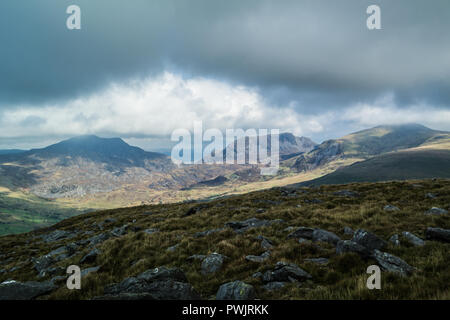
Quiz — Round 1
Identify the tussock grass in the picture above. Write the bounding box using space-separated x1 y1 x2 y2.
0 179 448 300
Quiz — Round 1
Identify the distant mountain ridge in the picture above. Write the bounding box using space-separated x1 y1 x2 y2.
291 123 450 172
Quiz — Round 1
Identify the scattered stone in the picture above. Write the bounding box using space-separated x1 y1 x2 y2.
263 261 312 283
41 230 76 243
201 253 226 275
256 208 265 214
312 229 341 245
245 251 270 263
384 205 400 212
389 234 400 246
372 250 415 276
0 280 56 300
287 227 315 240
111 225 129 237
80 248 101 264
425 227 450 243
216 281 255 300
225 218 283 234
86 233 110 247
262 282 286 291
166 244 180 252
81 266 100 277
102 267 199 300
194 228 224 238
304 258 329 265
352 229 387 251
333 190 359 197
252 272 263 279
32 255 55 274
144 228 159 235
336 240 371 258
425 207 448 216
401 232 425 247
343 227 354 236
255 235 274 249
425 193 438 199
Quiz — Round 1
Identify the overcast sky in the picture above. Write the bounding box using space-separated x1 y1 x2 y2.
1 0 450 150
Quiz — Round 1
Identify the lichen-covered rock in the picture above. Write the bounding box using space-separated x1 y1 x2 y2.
216 281 255 300
201 253 226 275
372 250 415 276
401 232 425 247
0 280 56 300
352 229 387 251
263 262 312 283
425 227 450 243
336 240 371 258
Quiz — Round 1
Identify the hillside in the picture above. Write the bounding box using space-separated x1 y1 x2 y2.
301 149 450 186
0 179 448 300
291 124 450 172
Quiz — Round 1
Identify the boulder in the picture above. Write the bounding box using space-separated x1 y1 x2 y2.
425 227 450 243
0 280 56 300
201 253 226 275
81 266 100 277
245 251 270 263
262 262 312 283
372 250 415 276
312 229 341 245
255 235 274 249
216 281 255 300
144 228 159 235
336 240 371 258
32 255 55 274
425 207 448 215
352 229 387 251
401 232 425 247
103 267 199 300
287 227 315 240
384 205 400 212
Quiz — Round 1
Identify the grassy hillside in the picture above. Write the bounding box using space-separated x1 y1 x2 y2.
302 149 450 186
0 179 448 300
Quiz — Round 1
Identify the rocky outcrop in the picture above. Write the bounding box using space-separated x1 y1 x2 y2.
262 262 312 283
201 253 226 275
287 227 340 245
101 267 199 300
352 229 387 251
0 280 56 300
216 281 255 300
336 240 371 258
424 207 448 215
372 250 415 276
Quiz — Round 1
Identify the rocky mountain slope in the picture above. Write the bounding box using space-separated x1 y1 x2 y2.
0 179 448 300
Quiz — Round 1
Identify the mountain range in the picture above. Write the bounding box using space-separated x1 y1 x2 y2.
0 123 449 234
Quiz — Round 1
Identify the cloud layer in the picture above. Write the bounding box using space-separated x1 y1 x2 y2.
1 0 450 148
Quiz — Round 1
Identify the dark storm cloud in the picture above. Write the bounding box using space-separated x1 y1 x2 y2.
1 0 450 110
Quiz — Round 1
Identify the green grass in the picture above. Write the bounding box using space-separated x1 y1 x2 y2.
0 179 448 300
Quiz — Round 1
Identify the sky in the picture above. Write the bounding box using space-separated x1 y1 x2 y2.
1 0 450 150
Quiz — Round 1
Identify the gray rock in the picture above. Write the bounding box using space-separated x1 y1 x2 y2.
252 272 263 279
352 229 387 251
103 267 199 300
194 228 224 238
80 248 101 264
86 233 110 247
38 267 65 278
333 190 359 197
81 266 100 277
287 227 315 240
225 218 283 234
262 282 286 291
304 258 329 265
336 240 371 258
389 234 400 246
425 227 450 243
41 230 76 243
216 281 255 300
245 251 270 263
144 228 159 235
201 253 226 275
343 227 354 236
425 193 438 199
256 235 274 249
0 280 56 300
384 205 400 211
263 261 312 283
32 255 55 274
372 250 415 276
425 207 448 215
166 244 179 252
111 225 129 237
312 229 341 245
401 232 425 247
